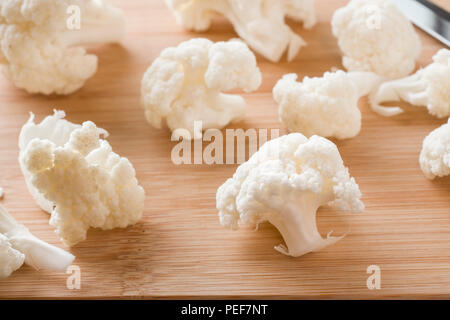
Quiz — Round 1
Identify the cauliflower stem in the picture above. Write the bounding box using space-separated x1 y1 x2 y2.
260 192 344 257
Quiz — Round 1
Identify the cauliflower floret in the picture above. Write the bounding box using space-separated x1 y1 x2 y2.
420 118 450 180
216 133 364 257
164 0 316 62
19 111 145 246
331 0 421 79
370 49 450 118
0 0 125 95
273 71 381 139
0 204 74 278
141 38 262 140
0 233 24 278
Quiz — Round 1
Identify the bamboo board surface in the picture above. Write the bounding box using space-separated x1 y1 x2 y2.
0 0 449 299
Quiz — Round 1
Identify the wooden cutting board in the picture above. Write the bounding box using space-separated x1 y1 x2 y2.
0 0 449 299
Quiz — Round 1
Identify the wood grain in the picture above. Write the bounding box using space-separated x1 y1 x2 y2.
0 0 449 299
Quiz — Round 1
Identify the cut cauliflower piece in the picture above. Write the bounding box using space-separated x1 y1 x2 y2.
0 233 24 278
273 70 381 139
0 0 125 95
164 0 316 62
19 111 145 246
420 118 450 180
0 204 74 278
331 0 421 79
216 133 364 257
141 38 262 140
370 49 450 118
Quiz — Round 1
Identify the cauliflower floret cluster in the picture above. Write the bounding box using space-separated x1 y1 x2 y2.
370 49 450 118
331 0 421 79
0 204 74 278
217 133 364 257
165 0 316 62
141 38 262 140
0 0 125 95
420 118 450 180
273 70 381 139
19 111 145 246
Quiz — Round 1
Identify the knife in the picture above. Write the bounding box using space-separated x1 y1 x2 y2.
394 0 450 47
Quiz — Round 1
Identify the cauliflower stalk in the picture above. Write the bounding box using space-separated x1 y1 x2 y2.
164 0 316 62
420 118 450 180
19 111 145 246
0 0 125 95
273 70 381 139
0 204 74 278
331 0 421 79
141 38 262 140
217 133 364 257
370 49 450 118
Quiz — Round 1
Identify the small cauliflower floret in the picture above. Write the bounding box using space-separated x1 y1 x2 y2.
420 119 450 180
164 0 316 62
19 111 145 246
0 204 74 278
141 38 262 140
216 133 364 257
273 71 381 139
331 0 421 79
0 0 125 95
370 49 450 118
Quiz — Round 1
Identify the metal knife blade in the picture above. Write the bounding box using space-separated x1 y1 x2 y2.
394 0 450 47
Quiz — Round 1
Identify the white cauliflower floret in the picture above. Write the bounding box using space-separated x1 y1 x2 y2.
141 38 262 140
0 204 74 278
273 71 381 139
216 133 364 257
420 118 450 180
0 0 125 95
370 49 450 118
164 0 316 62
0 233 24 278
331 0 421 79
19 111 145 246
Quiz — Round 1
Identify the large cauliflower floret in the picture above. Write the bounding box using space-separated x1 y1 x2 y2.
370 49 450 118
331 0 421 79
0 204 74 278
273 71 381 139
216 133 364 257
19 111 145 246
141 38 262 140
0 0 125 95
420 118 450 180
0 233 24 278
164 0 316 62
